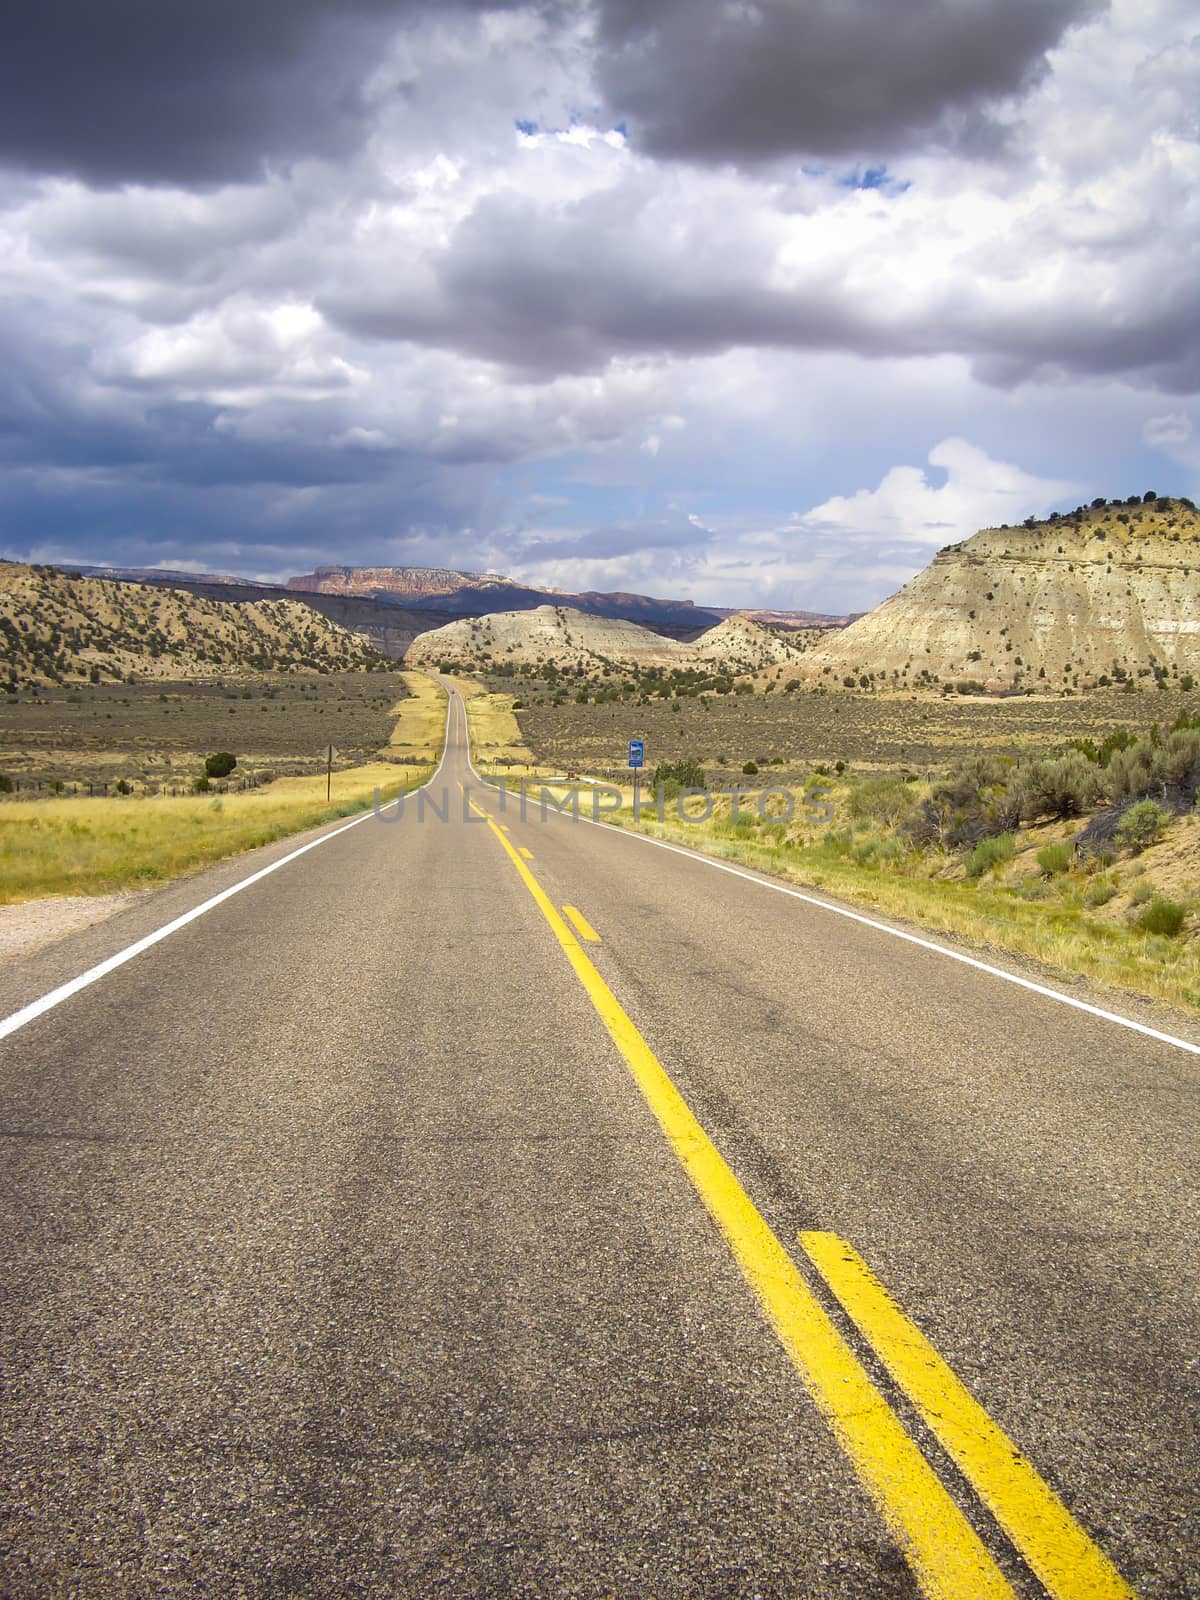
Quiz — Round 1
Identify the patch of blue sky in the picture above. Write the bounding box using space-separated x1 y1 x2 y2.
837 164 911 193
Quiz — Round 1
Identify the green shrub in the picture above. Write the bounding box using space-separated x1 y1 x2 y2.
1114 799 1171 852
1137 897 1185 937
651 759 707 798
1036 842 1072 875
965 832 1016 878
1016 752 1104 820
742 760 759 775
1129 880 1154 906
205 751 237 779
1085 880 1117 907
848 776 915 825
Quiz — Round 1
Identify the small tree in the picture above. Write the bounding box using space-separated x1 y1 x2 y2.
205 751 237 779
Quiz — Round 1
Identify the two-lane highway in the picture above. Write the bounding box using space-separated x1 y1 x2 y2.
1 688 1196 1597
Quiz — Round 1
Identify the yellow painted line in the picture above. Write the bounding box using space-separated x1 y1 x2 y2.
479 814 1012 1600
562 904 602 943
519 846 534 859
800 1233 1136 1600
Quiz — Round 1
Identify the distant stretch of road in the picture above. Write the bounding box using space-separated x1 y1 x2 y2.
1 688 1196 1598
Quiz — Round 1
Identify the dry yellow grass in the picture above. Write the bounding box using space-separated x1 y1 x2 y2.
0 676 448 904
458 676 538 771
386 670 450 765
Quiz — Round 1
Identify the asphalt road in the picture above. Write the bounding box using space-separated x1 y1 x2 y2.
1 689 1196 1599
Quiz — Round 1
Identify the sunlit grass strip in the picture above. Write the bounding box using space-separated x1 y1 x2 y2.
386 670 451 765
458 676 539 771
0 682 449 905
0 762 432 904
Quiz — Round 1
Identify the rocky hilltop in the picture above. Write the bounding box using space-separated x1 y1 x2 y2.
801 496 1200 692
288 566 496 603
0 563 385 688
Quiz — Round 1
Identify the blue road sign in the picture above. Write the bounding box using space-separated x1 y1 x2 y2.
628 739 644 769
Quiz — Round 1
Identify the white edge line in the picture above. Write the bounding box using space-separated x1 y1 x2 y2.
458 698 1200 1060
0 684 456 1044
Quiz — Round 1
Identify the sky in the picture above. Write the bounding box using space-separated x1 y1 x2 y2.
0 0 1197 614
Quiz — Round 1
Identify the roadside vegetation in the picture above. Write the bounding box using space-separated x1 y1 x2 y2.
0 672 447 904
492 705 1200 1013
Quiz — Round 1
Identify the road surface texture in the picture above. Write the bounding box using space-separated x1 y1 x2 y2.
1 689 1196 1599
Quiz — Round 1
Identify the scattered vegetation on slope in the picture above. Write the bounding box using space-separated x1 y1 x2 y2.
0 562 387 689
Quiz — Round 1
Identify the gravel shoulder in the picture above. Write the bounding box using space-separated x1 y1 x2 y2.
0 891 148 962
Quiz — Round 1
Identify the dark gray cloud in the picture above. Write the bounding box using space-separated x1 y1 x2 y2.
0 0 509 186
592 0 1104 164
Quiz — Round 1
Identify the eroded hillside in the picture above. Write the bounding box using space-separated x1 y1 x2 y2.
801 496 1200 692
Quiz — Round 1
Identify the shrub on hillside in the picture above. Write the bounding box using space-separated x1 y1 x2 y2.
652 759 707 798
903 754 1019 849
205 751 237 779
1114 799 1171 852
1036 842 1072 875
964 832 1016 878
1015 752 1104 820
1137 897 1185 936
848 776 915 826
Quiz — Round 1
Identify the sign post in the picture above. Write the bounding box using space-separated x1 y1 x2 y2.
326 744 334 803
628 738 644 819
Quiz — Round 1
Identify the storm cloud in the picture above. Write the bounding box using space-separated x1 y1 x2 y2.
0 0 505 186
591 0 1104 165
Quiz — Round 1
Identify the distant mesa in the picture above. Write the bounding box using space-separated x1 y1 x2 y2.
285 564 852 634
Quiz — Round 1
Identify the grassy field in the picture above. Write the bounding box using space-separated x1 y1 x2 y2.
0 672 448 904
507 678 1200 784
385 671 451 767
458 677 539 773
483 680 1200 1013
0 669 417 794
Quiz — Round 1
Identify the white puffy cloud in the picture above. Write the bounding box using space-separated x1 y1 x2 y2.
798 438 1080 547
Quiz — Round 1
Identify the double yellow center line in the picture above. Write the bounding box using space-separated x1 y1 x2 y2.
468 791 1136 1599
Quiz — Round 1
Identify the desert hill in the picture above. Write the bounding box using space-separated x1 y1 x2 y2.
406 604 687 672
0 563 385 689
800 496 1200 692
688 614 808 673
405 604 810 678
